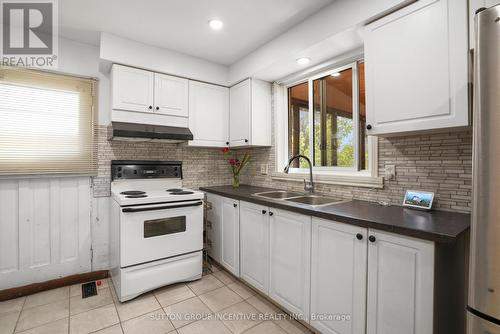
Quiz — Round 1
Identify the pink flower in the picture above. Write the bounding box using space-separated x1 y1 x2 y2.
222 147 230 154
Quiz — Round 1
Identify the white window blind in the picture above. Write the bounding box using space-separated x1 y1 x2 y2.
0 67 97 176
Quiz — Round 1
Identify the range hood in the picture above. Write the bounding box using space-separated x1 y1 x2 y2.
108 122 193 143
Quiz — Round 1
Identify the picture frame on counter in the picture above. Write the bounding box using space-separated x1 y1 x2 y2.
403 190 434 210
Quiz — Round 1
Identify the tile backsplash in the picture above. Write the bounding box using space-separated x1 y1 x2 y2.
240 130 472 213
94 125 472 213
93 126 231 197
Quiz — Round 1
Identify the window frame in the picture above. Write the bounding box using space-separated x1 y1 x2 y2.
277 59 379 181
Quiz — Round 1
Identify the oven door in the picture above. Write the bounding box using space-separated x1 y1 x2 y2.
119 200 203 267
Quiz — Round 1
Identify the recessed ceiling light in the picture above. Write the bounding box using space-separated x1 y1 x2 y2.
296 57 310 65
209 19 224 30
331 72 341 77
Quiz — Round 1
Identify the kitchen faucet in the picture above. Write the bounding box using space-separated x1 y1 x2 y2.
284 155 315 194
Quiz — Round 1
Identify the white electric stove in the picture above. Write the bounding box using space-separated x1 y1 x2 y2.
109 160 204 302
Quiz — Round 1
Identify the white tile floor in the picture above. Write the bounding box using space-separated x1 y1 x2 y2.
0 265 313 334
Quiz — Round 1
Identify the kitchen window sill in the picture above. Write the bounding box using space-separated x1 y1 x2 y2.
271 171 384 189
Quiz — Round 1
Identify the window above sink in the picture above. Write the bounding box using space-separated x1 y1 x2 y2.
274 56 382 189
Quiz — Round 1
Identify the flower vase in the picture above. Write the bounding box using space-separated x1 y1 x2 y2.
232 174 240 188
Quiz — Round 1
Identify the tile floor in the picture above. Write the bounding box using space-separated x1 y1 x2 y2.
0 265 313 334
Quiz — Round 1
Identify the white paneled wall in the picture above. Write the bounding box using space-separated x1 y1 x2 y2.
0 177 91 289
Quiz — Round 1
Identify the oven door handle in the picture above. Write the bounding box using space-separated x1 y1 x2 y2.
122 201 203 213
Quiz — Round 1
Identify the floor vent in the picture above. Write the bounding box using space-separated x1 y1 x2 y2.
81 282 97 298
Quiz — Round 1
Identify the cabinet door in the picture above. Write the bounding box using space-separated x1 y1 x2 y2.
154 73 189 117
229 79 251 147
188 81 229 147
220 197 239 276
365 0 468 135
269 208 311 321
206 194 222 263
366 230 434 334
239 201 269 294
310 218 367 334
112 65 154 113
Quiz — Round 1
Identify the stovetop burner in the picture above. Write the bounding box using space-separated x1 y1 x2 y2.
125 194 148 198
167 188 184 193
171 191 195 195
120 190 146 196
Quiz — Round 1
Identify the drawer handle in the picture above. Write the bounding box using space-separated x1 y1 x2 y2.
369 235 376 243
366 124 372 130
262 210 267 214
148 105 152 110
356 233 363 240
245 139 249 143
269 212 274 216
156 106 160 110
233 203 238 208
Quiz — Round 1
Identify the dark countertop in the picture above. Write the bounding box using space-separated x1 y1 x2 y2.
199 185 470 243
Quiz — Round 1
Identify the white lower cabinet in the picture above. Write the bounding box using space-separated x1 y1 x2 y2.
239 201 269 294
310 218 368 334
206 194 437 334
366 230 434 334
269 209 311 321
220 197 240 276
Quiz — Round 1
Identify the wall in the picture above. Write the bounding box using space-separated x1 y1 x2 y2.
229 0 415 83
241 132 472 212
100 33 229 86
57 37 110 126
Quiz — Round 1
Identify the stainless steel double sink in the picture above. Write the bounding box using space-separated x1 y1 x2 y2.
252 190 349 207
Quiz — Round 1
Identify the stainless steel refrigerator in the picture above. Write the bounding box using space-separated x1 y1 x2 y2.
467 4 500 333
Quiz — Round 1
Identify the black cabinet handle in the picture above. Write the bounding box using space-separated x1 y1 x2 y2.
148 106 153 110
156 106 160 110
245 139 249 143
233 203 237 208
366 124 372 130
226 142 229 145
269 212 274 216
369 235 376 243
356 233 363 240
262 210 267 214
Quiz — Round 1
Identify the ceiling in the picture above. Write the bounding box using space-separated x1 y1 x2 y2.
59 0 335 65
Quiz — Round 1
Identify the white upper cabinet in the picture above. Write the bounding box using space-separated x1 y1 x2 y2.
112 64 154 113
269 208 311 321
366 230 434 334
310 218 367 334
111 64 189 127
364 0 469 136
239 201 269 295
154 73 188 117
220 197 240 276
229 78 271 147
188 81 229 147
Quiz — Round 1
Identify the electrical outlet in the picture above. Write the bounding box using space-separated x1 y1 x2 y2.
260 164 268 175
385 164 396 180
